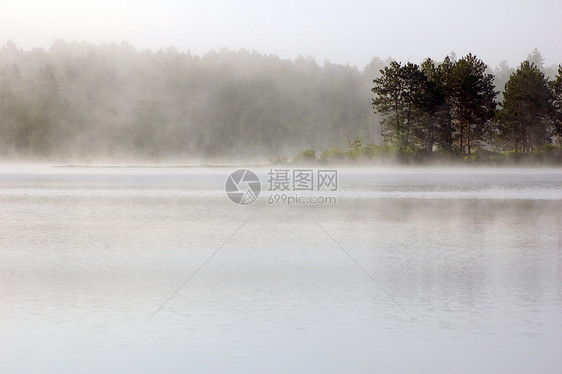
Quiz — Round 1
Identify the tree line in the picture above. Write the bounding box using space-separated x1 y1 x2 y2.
0 40 378 160
0 40 561 162
371 53 562 157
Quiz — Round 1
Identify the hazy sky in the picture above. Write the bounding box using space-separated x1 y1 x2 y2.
2 0 561 68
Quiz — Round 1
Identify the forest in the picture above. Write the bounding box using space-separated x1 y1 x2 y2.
366 53 562 162
0 40 561 163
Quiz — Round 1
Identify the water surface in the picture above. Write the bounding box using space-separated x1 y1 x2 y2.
1 166 561 373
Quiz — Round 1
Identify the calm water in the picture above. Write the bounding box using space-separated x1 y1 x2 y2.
1 166 561 373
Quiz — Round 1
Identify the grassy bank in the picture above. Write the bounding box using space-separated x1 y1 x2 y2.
271 138 562 166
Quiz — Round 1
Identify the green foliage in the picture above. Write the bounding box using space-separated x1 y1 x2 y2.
371 61 426 150
319 146 346 162
371 54 497 156
416 58 447 152
449 53 497 155
294 142 562 165
363 143 395 158
0 42 560 163
268 154 289 164
0 41 375 159
469 148 503 163
292 148 317 163
527 48 545 71
347 136 362 151
496 61 554 153
552 65 562 140
0 62 70 157
317 138 399 163
532 144 562 163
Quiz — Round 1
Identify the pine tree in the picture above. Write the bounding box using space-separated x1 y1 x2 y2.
450 54 497 155
497 61 554 152
434 56 456 152
418 58 448 152
371 61 425 150
526 48 545 71
552 65 562 143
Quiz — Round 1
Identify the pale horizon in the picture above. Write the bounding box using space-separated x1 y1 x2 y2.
2 0 561 69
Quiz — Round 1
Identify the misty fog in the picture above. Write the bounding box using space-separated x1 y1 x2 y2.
2 40 559 163
2 32 562 374
2 0 562 372
0 40 382 162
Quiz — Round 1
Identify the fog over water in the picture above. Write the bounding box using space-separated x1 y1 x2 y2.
2 0 562 372
1 166 561 373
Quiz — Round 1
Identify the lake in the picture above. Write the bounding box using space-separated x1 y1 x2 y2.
1 165 561 373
